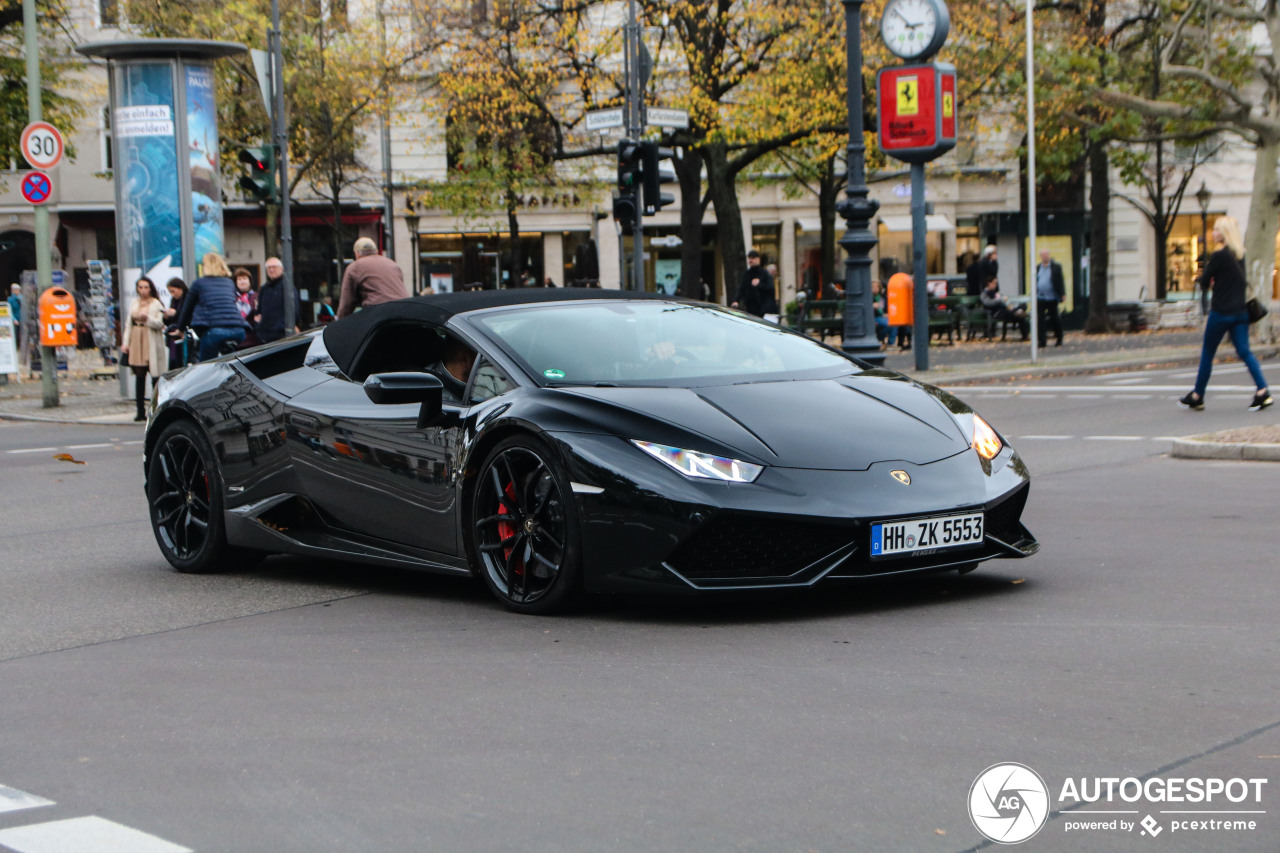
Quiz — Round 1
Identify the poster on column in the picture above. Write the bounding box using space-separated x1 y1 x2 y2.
186 64 225 262
115 62 183 313
0 304 17 375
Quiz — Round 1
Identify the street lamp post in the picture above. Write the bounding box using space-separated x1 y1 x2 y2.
838 0 884 366
404 200 421 295
1195 181 1211 314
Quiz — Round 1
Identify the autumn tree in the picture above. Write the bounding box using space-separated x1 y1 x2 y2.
1096 0 1276 339
0 0 83 178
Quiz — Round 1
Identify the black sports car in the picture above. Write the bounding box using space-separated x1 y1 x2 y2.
144 289 1037 614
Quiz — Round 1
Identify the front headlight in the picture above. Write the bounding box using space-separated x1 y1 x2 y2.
972 413 1003 461
631 440 764 483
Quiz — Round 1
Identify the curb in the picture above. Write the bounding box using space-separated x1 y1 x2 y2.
0 411 141 426
1171 438 1280 462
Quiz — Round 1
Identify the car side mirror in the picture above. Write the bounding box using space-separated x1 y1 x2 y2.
363 372 446 429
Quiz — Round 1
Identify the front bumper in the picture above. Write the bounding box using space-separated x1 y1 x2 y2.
553 432 1037 594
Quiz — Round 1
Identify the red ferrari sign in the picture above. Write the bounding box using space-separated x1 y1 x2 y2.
877 62 957 164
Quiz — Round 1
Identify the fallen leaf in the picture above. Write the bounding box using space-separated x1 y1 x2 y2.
935 828 946 835
1012 578 1025 584
53 454 86 465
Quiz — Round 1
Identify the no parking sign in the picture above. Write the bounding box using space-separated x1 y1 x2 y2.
20 170 54 206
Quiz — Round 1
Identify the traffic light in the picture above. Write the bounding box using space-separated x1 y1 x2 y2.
617 138 643 194
640 141 675 216
238 146 276 203
612 192 636 235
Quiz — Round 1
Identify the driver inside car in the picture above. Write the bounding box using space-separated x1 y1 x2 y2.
429 336 478 401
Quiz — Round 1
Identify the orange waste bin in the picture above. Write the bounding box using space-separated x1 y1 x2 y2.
887 273 913 327
39 287 78 347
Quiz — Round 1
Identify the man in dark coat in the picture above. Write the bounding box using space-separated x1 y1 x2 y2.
254 257 302 343
731 250 778 317
1034 249 1066 347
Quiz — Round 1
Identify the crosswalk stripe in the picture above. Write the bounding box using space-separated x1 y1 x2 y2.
0 816 191 853
0 784 53 815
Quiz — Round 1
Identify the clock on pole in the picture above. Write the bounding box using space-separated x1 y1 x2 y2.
880 0 950 62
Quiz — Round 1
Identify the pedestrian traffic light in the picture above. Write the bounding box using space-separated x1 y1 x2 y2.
612 191 636 235
617 139 643 194
640 141 675 216
238 146 276 203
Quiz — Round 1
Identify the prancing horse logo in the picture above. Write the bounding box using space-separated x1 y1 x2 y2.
890 470 911 485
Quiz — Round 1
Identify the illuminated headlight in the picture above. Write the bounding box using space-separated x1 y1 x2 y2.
631 440 763 483
972 413 1003 461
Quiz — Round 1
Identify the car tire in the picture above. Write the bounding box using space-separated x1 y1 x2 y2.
470 435 583 614
147 419 239 574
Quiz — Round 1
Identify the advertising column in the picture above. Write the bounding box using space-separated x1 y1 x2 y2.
185 64 225 263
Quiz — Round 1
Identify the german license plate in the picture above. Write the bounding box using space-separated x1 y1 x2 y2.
870 512 984 558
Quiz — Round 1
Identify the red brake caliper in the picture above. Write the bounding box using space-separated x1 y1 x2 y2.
496 481 524 575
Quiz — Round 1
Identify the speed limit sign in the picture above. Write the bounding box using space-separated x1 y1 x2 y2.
20 122 64 170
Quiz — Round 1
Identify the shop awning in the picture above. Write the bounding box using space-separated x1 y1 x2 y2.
878 214 955 232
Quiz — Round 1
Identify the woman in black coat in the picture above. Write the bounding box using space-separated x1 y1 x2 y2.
1180 216 1271 411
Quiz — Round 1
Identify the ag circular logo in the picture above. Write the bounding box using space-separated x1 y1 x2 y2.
968 763 1050 844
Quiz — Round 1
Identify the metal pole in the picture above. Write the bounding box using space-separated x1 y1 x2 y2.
271 0 296 331
1026 0 1038 363
626 0 644 291
910 163 929 371
838 0 883 366
378 0 394 261
23 0 56 407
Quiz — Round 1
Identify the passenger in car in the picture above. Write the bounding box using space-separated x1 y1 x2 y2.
430 336 478 400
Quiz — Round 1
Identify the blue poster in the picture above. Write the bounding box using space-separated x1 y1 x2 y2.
186 64 225 261
115 63 182 281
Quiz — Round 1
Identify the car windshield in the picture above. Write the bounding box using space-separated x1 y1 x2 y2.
471 301 861 386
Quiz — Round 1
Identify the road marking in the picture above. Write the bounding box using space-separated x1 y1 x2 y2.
1015 435 1075 440
1083 435 1146 441
0 784 53 815
66 443 114 450
1105 377 1153 385
6 447 58 454
5 440 143 455
1066 394 1103 399
0 816 191 853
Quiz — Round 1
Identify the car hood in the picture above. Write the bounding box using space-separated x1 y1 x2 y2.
561 373 970 470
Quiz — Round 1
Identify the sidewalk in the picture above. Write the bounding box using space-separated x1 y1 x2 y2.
0 327 1273 426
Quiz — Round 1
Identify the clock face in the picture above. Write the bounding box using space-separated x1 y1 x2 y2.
881 0 948 60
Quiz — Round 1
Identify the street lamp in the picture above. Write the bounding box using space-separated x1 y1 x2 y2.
404 196 421 295
837 0 884 366
1195 181 1211 313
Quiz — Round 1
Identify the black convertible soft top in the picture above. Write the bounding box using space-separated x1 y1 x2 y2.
322 287 685 379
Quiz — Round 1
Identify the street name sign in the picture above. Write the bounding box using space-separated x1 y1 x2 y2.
586 108 625 132
20 122 64 170
646 107 689 129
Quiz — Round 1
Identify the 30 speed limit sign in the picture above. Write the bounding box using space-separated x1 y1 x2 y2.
20 122 64 170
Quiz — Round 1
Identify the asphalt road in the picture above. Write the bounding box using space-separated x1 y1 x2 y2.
0 360 1277 853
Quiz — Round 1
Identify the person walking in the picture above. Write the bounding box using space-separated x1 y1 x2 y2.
255 257 300 343
731 250 778 318
1180 216 1272 411
174 253 249 362
9 283 23 355
119 276 168 421
1034 249 1065 347
337 237 407 318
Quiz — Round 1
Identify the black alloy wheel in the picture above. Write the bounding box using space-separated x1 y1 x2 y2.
148 420 233 573
471 436 582 614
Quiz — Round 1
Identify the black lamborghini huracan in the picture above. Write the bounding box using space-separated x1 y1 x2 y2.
144 288 1037 614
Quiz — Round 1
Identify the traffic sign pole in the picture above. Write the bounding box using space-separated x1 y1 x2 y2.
22 0 56 407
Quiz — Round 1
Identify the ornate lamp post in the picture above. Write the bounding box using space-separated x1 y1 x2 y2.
1195 181 1211 313
404 196 421 295
838 0 883 366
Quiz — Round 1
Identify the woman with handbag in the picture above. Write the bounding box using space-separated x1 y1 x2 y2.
1180 216 1272 411
119 276 169 421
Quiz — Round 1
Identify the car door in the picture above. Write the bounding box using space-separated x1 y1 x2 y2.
282 324 467 556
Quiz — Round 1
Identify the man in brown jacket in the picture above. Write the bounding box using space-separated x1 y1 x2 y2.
337 237 408 318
